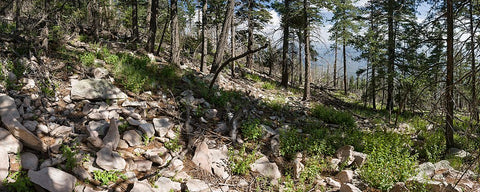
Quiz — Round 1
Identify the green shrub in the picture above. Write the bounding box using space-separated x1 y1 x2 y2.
245 73 262 82
3 171 34 192
360 132 417 191
416 130 445 162
164 136 182 152
80 52 96 66
79 34 89 42
311 105 356 128
229 146 257 175
61 145 77 171
262 82 277 90
279 128 305 159
241 119 263 141
93 170 126 185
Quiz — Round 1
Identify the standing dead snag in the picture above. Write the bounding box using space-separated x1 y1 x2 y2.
209 44 268 89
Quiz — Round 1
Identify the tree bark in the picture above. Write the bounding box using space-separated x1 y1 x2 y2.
200 0 207 72
147 0 158 53
298 31 303 86
132 0 138 46
334 36 338 88
280 0 291 88
209 0 234 73
246 0 254 69
170 0 180 66
155 18 169 56
231 14 236 77
343 32 347 95
302 0 310 101
386 0 395 113
446 0 455 149
470 0 478 122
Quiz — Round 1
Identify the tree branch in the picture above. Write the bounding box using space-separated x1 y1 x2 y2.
209 43 268 89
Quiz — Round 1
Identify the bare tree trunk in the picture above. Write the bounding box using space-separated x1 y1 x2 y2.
333 36 338 88
15 0 21 31
171 0 180 66
343 35 347 95
298 31 303 86
155 19 169 56
200 0 207 72
93 0 99 41
231 14 236 77
302 0 310 101
470 0 478 122
210 0 234 73
147 0 158 53
280 0 291 88
386 0 395 114
246 0 254 69
445 0 455 149
132 0 138 46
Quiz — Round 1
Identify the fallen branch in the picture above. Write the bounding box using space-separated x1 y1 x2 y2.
209 43 268 89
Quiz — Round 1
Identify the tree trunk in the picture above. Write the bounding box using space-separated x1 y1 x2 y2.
470 0 478 122
246 0 254 69
231 14 236 77
132 0 138 45
93 0 99 42
280 0 291 88
445 0 455 149
171 0 180 66
15 0 21 31
333 36 338 88
386 0 395 113
200 0 207 72
147 0 158 53
210 0 234 73
343 34 347 95
371 63 376 109
155 18 169 56
302 0 310 101
298 31 303 86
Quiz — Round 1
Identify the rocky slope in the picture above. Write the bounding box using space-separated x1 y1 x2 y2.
0 40 479 192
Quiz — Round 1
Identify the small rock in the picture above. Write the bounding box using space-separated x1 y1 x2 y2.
336 145 355 166
2 116 46 152
50 125 73 137
448 148 470 158
21 152 38 170
390 182 408 192
192 141 212 174
93 67 109 79
340 183 361 192
154 177 182 192
124 171 137 182
23 120 38 132
186 179 209 192
123 130 142 147
28 167 77 192
238 179 249 187
336 170 354 183
63 95 72 103
134 160 152 172
73 166 91 181
326 177 341 188
122 100 147 108
0 128 22 153
0 94 21 119
127 117 141 126
352 151 367 167
139 123 155 138
414 162 435 179
153 117 174 137
95 147 126 171
293 153 304 179
0 150 9 182
130 180 156 192
250 156 281 179
205 109 217 119
103 118 120 150
87 120 109 137
117 139 129 149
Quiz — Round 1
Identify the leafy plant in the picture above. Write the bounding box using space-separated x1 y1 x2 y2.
93 170 126 185
229 146 257 175
61 145 77 171
164 136 182 152
262 82 277 90
245 73 262 82
241 119 263 141
311 105 356 128
143 134 154 146
3 171 34 192
80 52 96 66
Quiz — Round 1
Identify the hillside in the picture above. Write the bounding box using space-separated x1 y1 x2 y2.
0 35 478 192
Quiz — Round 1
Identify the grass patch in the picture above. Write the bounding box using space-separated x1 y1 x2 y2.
240 118 263 141
80 52 96 66
229 146 257 175
93 170 126 185
311 105 356 128
262 82 277 90
2 171 34 192
245 73 262 82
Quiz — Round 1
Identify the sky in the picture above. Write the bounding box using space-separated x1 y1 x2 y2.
260 0 432 78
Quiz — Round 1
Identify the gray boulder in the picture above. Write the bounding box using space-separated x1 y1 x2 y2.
70 79 127 100
250 156 281 179
155 177 181 192
123 130 142 147
186 179 209 192
0 128 22 153
21 152 39 170
28 167 77 192
95 147 126 171
103 118 120 150
130 180 157 192
153 117 174 137
0 150 9 183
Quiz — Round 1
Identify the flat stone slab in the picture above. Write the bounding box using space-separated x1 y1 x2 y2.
0 94 20 119
0 150 9 182
71 79 127 100
0 128 22 153
28 167 77 192
95 147 126 171
2 116 46 152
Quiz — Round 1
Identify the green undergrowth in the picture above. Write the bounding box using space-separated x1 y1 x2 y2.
229 146 258 175
311 105 356 128
2 171 35 192
188 75 243 109
93 170 127 185
240 118 263 141
79 47 181 93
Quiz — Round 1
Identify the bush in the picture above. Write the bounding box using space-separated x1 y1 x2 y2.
245 73 262 82
311 105 356 128
360 132 417 191
80 52 96 66
3 171 34 192
241 119 263 141
229 146 257 175
262 82 277 90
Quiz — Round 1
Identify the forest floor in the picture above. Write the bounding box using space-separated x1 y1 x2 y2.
0 36 479 192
